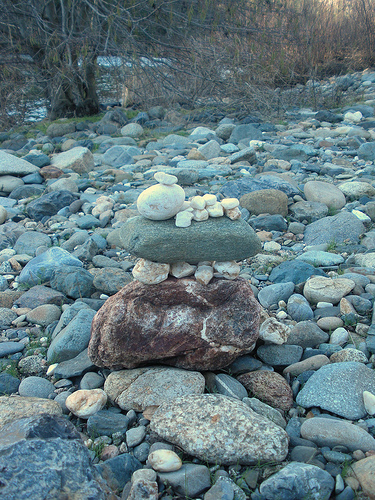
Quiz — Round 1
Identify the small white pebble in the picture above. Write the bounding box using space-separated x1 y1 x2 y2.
220 198 239 210
207 202 224 217
47 363 58 376
154 171 178 185
202 194 217 206
190 196 206 210
175 211 193 227
193 209 209 222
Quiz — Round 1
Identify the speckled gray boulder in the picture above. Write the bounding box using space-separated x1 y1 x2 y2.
150 394 289 465
18 376 55 399
303 211 365 246
296 362 375 420
259 462 334 500
104 366 205 411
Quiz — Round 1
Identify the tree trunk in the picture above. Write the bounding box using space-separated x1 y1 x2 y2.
47 57 100 120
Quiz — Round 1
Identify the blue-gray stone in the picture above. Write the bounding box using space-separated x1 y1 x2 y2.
18 376 55 399
287 294 314 322
87 410 129 438
296 250 344 267
76 214 101 229
50 265 95 299
249 214 287 232
304 212 365 246
14 231 52 257
215 374 248 400
18 247 83 286
53 348 96 380
287 321 329 348
269 260 327 284
272 144 317 162
259 462 334 500
358 141 375 160
26 190 77 221
10 184 45 201
257 344 303 367
204 479 234 500
79 372 105 390
335 486 355 500
22 152 50 168
226 356 263 375
102 146 134 167
0 308 18 328
120 216 261 264
158 464 211 498
0 341 24 358
133 442 150 462
0 372 20 394
319 343 342 356
47 308 96 363
257 282 295 308
94 453 142 491
220 175 299 199
229 124 263 144
0 276 8 291
0 414 113 500
230 147 257 165
296 362 375 420
22 173 44 184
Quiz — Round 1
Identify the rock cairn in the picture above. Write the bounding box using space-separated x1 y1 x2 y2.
89 171 262 370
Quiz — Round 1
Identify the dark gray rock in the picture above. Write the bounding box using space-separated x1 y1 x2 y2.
120 216 261 264
229 147 257 165
296 361 375 419
358 141 375 160
18 376 55 399
14 231 52 257
53 348 96 380
0 341 24 358
76 214 101 229
269 260 329 284
95 453 142 491
22 152 51 168
26 190 77 221
215 373 248 400
256 344 303 367
258 282 295 309
50 265 95 298
259 462 334 500
0 414 116 500
14 285 65 309
287 294 314 322
286 321 329 348
158 464 212 498
18 247 83 286
47 308 96 363
220 175 299 199
226 355 263 375
0 372 20 395
102 146 134 167
249 214 287 232
304 212 365 245
87 410 129 438
0 309 18 329
229 124 263 144
9 184 45 200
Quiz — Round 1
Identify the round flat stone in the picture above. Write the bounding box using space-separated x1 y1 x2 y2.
120 216 262 264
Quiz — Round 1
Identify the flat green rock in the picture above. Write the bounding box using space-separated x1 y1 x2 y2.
120 216 262 264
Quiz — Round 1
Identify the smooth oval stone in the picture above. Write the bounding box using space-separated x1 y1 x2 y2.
148 449 182 472
137 183 185 220
65 389 107 418
120 216 262 264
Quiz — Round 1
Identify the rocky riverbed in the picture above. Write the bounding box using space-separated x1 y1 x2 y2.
2 69 375 500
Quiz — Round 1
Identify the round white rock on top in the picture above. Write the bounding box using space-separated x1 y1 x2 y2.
137 183 185 220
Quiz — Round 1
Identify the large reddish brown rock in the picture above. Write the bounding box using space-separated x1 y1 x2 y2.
238 370 293 411
88 277 260 371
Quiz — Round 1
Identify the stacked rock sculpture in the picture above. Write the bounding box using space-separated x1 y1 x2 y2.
89 172 263 371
